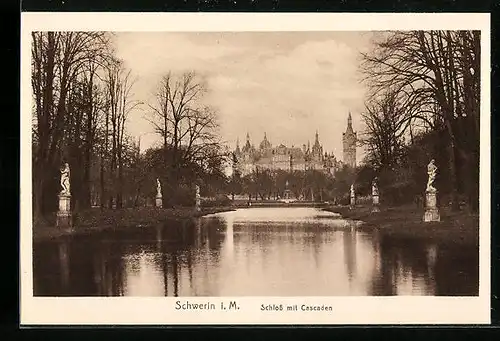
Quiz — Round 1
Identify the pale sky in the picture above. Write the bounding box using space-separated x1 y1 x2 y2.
114 31 374 159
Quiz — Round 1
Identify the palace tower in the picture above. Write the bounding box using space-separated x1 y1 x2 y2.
342 112 357 168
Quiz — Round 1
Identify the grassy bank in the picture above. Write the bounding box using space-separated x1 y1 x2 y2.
323 204 479 247
33 206 235 242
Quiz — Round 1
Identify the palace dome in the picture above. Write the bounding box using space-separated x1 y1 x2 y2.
259 133 272 150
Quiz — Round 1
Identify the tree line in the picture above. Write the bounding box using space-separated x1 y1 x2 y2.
32 32 138 221
31 32 228 225
227 164 358 204
358 30 480 211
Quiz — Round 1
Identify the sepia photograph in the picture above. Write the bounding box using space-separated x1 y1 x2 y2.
21 13 490 324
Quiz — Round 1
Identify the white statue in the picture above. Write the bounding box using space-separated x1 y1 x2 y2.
350 184 355 197
372 177 379 196
60 163 71 195
156 178 162 197
426 159 437 192
195 184 200 198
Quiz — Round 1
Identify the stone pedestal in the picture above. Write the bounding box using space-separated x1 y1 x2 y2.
372 195 380 213
56 194 72 228
423 191 440 222
350 195 356 207
156 196 163 208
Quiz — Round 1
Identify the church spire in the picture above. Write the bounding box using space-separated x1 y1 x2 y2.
243 132 251 151
346 112 354 133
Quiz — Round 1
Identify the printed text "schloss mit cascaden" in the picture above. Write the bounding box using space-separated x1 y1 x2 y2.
261 303 334 312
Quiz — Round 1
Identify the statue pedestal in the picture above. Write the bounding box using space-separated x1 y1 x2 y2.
57 194 72 228
423 190 440 222
372 195 380 213
350 195 356 207
155 196 162 208
195 198 201 212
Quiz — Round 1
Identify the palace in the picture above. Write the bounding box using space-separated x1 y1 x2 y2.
233 114 357 177
233 132 336 177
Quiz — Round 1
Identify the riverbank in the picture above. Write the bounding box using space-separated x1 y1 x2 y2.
33 206 235 242
323 204 479 247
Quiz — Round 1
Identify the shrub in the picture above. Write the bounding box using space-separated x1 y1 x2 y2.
166 184 195 207
381 181 416 206
201 194 231 208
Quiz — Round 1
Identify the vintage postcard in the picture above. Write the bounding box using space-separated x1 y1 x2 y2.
20 12 491 325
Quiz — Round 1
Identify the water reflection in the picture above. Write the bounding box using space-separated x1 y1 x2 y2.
33 208 478 296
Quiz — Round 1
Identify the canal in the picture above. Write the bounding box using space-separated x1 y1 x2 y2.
33 207 478 296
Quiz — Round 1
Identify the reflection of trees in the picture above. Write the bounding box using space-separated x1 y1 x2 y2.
33 239 68 296
162 218 196 249
232 222 330 271
58 239 70 293
342 228 357 284
153 217 226 296
33 217 230 296
92 239 125 296
310 231 322 269
34 238 81 296
161 251 169 296
368 234 478 296
433 244 479 296
34 214 477 297
33 240 61 296
370 235 397 296
370 236 431 295
187 247 194 291
172 251 179 296
32 234 127 296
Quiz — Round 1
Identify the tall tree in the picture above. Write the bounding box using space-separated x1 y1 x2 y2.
32 31 110 218
147 71 224 202
361 30 481 211
360 89 409 171
104 58 140 208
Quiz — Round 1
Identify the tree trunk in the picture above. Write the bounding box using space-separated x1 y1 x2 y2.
81 75 94 210
100 152 105 209
446 133 460 211
117 145 123 209
33 170 45 222
101 106 109 209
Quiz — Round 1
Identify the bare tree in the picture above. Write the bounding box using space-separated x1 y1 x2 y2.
360 89 409 171
361 30 481 210
104 58 141 208
147 71 223 184
31 31 111 218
